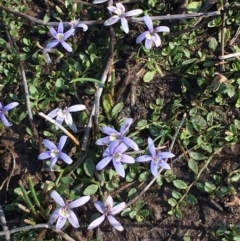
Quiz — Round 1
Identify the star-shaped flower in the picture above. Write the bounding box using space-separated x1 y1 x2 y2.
136 137 174 176
38 136 73 170
46 22 75 52
88 195 125 231
96 140 135 177
96 118 139 151
47 104 86 133
0 102 19 127
136 15 170 49
104 3 142 33
49 190 90 229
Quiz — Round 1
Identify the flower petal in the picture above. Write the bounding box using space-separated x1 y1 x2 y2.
96 136 111 145
59 152 73 165
121 154 135 163
144 15 153 31
136 31 149 44
94 201 105 214
67 104 86 112
49 27 57 38
155 26 170 32
125 9 143 17
76 23 88 31
96 156 113 170
122 137 139 151
65 112 77 133
93 0 108 3
87 215 105 229
136 155 152 162
50 156 58 170
158 152 175 159
114 142 128 153
43 139 57 150
107 6 118 13
120 17 129 33
159 160 171 169
153 33 161 47
47 108 59 119
0 114 11 127
113 161 125 177
68 210 80 228
56 216 67 229
58 136 67 150
147 137 156 156
56 115 64 126
38 151 51 160
107 140 118 155
104 16 120 26
116 3 125 13
120 118 133 135
107 215 124 231
51 190 66 207
105 195 113 208
60 41 72 52
63 29 75 40
46 40 59 49
110 202 125 215
145 38 153 50
49 208 60 224
101 126 119 136
150 161 158 176
68 196 90 208
58 22 64 33
3 102 19 111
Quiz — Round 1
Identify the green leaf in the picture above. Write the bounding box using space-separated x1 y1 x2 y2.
181 58 197 65
129 210 137 219
143 71 155 82
208 37 218 51
139 171 150 182
128 188 137 200
121 207 131 216
234 119 240 130
168 198 177 207
83 184 98 195
230 173 240 182
70 78 108 89
186 2 202 13
186 194 198 205
173 180 188 189
111 102 124 119
189 151 207 161
140 209 149 217
126 172 136 182
204 181 216 193
60 177 74 185
83 159 95 177
188 158 198 174
175 208 182 219
133 200 145 211
172 190 182 199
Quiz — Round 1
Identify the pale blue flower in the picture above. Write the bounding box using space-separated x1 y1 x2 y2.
136 137 174 176
96 140 135 177
47 104 86 133
88 195 125 231
104 3 143 33
49 190 90 229
46 22 75 52
96 118 139 151
136 15 170 49
38 136 73 170
0 102 19 127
